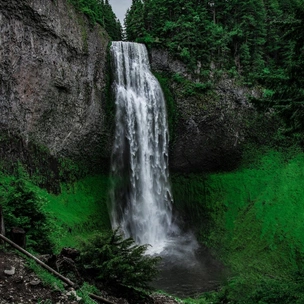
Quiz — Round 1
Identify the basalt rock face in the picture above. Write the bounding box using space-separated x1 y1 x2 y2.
150 48 188 77
0 0 111 174
169 79 259 173
150 49 274 173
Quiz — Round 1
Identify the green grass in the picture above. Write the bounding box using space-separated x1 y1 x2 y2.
3 144 304 303
0 168 115 304
77 282 101 304
172 148 304 303
40 175 112 252
0 168 112 253
27 259 105 304
207 150 304 268
26 258 65 291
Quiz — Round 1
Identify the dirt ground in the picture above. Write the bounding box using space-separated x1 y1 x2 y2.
0 250 77 303
0 249 180 304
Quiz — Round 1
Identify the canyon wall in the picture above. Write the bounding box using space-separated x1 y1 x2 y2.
0 0 111 174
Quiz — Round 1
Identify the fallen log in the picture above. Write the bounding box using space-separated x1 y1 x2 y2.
89 293 117 304
0 233 115 304
0 233 75 287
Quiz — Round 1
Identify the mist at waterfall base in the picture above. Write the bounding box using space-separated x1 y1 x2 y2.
110 41 225 298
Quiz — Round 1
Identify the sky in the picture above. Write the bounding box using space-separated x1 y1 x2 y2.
108 0 132 25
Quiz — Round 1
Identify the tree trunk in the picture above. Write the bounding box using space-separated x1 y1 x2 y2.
11 227 26 248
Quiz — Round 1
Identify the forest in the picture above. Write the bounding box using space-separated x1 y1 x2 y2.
69 0 122 40
69 0 304 139
125 0 304 138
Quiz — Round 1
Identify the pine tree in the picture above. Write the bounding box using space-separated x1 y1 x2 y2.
125 0 145 41
69 0 122 40
79 229 161 289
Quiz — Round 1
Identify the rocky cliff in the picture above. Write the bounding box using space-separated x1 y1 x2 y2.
0 0 111 175
0 0 276 181
150 49 276 173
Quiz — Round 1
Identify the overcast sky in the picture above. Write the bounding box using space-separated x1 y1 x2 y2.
109 0 132 24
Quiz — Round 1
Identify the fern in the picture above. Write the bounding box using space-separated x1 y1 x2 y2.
79 229 161 290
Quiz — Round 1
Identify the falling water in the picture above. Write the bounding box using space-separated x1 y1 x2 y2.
109 41 177 254
109 42 226 297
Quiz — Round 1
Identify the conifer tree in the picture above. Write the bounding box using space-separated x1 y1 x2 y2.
79 229 161 289
69 0 122 40
125 0 145 41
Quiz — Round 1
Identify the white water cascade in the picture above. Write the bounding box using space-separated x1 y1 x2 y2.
109 41 226 297
109 41 178 254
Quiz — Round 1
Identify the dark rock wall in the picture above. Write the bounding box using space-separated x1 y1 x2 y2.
0 0 111 171
150 49 267 173
171 80 259 172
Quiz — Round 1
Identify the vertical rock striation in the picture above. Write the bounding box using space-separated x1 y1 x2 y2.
0 0 111 171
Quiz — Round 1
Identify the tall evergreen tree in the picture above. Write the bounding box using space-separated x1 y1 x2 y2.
69 0 122 40
124 0 304 89
125 0 145 41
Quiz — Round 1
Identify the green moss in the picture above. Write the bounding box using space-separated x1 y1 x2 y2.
170 73 212 97
220 151 304 279
26 259 65 291
172 148 304 302
39 174 111 252
0 167 111 253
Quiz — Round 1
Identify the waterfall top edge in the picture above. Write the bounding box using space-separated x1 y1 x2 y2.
111 41 146 46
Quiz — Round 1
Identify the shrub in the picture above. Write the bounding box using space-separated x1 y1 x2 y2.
0 168 52 252
79 229 161 290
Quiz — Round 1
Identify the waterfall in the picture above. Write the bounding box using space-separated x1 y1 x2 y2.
109 41 177 254
109 42 225 297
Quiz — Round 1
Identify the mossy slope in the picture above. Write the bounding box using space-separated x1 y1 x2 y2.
0 170 111 253
172 148 304 303
42 175 111 251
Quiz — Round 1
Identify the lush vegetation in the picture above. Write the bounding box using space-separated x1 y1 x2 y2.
69 0 122 40
0 164 160 302
79 229 161 289
172 148 304 303
1 0 304 302
0 164 111 252
42 174 111 251
125 8 304 301
125 0 304 139
125 0 302 75
0 167 53 252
